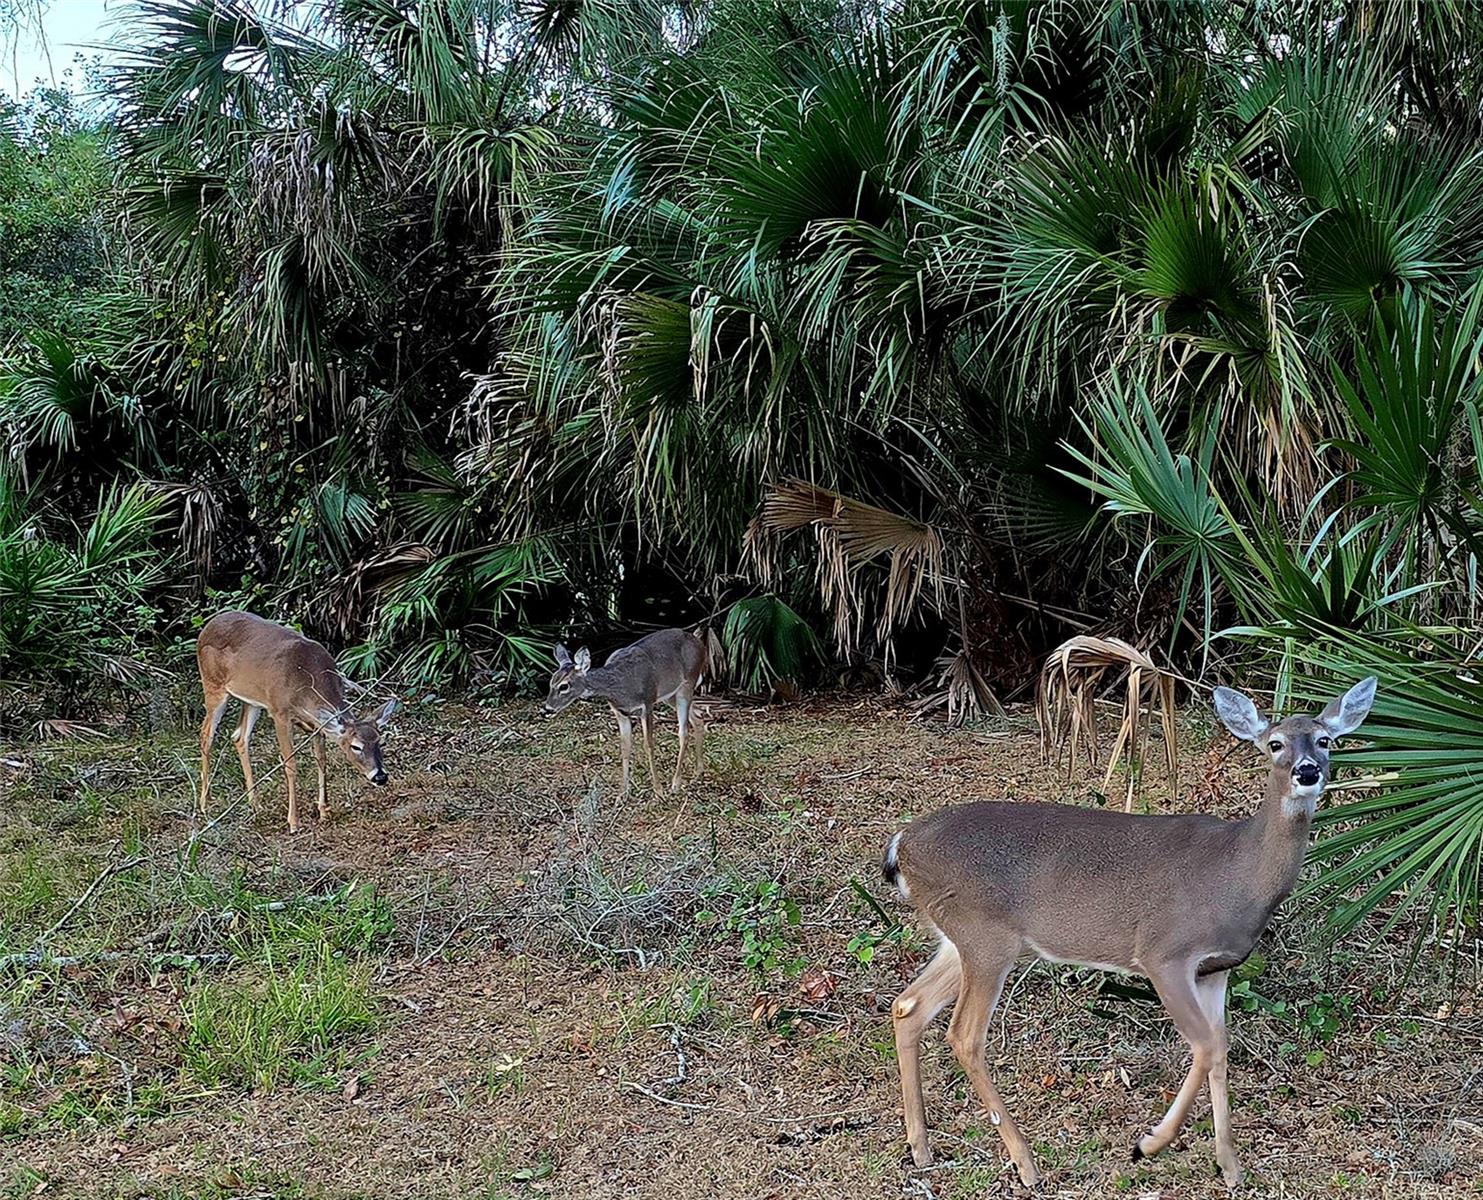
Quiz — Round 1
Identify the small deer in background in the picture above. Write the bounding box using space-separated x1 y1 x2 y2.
197 611 399 833
882 677 1377 1189
543 628 707 796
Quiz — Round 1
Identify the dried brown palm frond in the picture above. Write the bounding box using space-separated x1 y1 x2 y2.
323 542 437 640
747 479 946 659
97 654 167 685
1037 635 1178 811
169 481 222 584
700 624 725 689
912 647 1005 726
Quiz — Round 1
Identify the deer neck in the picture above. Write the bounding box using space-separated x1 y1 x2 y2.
1241 769 1318 909
579 666 627 707
299 678 351 734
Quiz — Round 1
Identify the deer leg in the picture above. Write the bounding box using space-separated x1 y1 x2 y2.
945 936 1038 1187
198 691 229 815
272 715 301 834
231 703 260 805
1134 961 1218 1162
639 708 662 797
689 710 705 779
671 690 692 793
612 710 633 796
1198 969 1242 1188
313 734 330 822
891 938 963 1168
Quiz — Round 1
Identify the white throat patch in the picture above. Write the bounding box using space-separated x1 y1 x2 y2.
1283 785 1322 819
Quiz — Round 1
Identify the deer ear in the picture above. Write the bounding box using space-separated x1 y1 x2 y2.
373 697 400 728
574 647 591 673
1319 676 1377 737
1213 686 1267 743
554 643 572 667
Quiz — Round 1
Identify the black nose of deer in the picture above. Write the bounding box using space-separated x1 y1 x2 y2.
1294 762 1321 788
371 769 388 786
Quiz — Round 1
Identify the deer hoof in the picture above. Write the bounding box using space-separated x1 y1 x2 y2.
1015 1160 1040 1188
1219 1159 1245 1190
1131 1133 1158 1162
907 1142 933 1169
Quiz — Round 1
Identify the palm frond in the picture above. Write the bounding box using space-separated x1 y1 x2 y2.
750 478 946 655
1037 634 1179 812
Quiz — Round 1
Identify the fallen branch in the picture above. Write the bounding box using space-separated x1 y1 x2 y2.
42 854 145 943
619 1078 877 1131
620 1080 715 1111
419 908 507 965
0 853 145 973
0 947 236 975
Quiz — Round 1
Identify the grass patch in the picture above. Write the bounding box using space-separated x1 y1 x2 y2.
0 1101 25 1138
4 1166 45 1200
110 1165 321 1200
182 943 377 1091
0 841 89 942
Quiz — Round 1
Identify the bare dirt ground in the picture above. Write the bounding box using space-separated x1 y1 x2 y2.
1 696 1478 1199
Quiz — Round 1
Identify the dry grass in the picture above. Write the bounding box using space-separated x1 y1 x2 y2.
0 697 1477 1200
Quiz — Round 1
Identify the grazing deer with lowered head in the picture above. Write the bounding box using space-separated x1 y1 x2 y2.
882 677 1377 1189
197 611 399 833
543 628 707 796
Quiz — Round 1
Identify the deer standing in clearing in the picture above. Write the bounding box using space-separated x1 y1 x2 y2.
543 628 707 796
197 611 399 833
882 677 1377 1189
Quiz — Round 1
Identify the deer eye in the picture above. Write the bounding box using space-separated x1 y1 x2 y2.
1267 739 1283 753
1316 736 1331 749
351 742 364 752
558 682 570 693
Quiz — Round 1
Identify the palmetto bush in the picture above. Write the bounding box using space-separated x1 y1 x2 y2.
0 476 172 697
1069 291 1483 945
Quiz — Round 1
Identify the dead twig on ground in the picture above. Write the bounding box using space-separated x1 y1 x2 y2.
0 851 145 974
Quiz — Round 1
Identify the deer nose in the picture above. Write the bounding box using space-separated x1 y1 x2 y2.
370 770 388 786
1294 762 1321 787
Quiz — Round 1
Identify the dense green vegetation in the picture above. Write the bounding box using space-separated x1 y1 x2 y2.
2 0 1482 945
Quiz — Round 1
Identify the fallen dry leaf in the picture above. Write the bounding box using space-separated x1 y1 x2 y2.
751 994 783 1026
799 966 836 1001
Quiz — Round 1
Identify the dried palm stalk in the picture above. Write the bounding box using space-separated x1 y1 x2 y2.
1037 635 1177 811
32 719 106 742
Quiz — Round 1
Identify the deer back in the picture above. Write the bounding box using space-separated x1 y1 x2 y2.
197 611 346 721
890 801 1278 974
589 628 705 710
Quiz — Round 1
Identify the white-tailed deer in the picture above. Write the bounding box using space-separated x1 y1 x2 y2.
543 628 707 795
197 611 399 833
882 677 1377 1189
